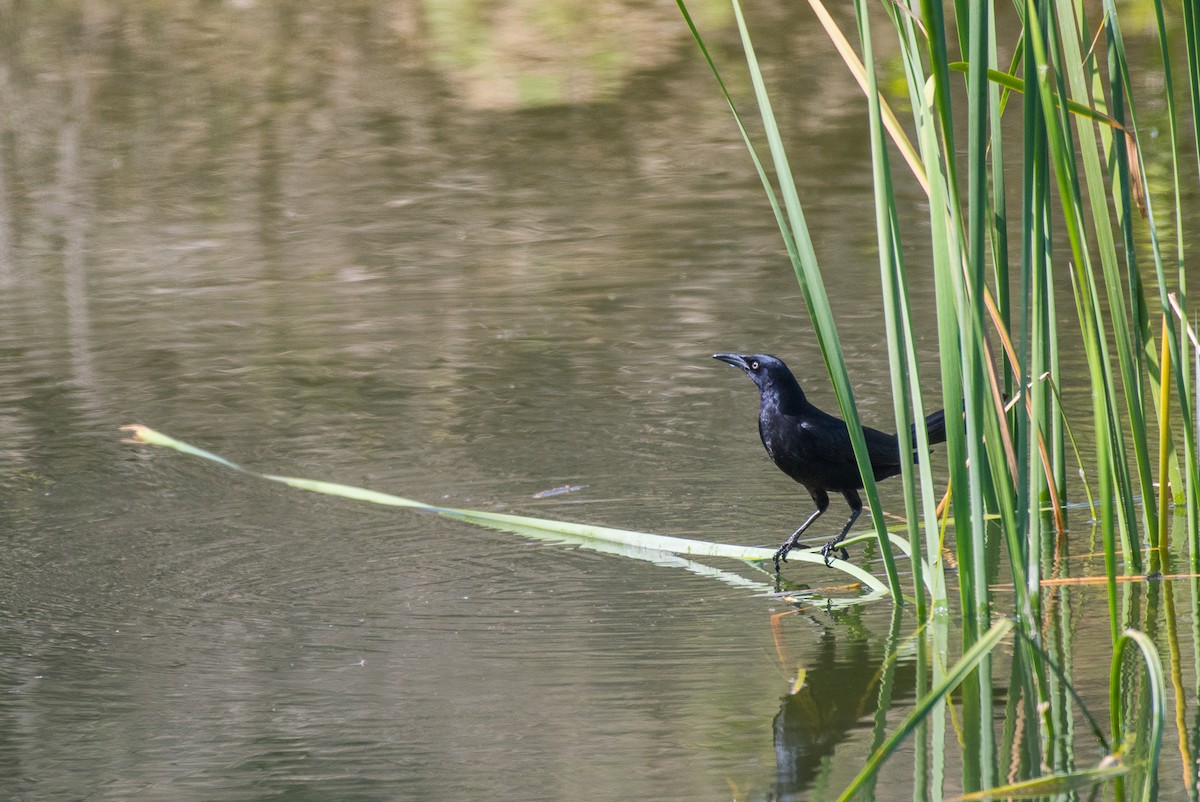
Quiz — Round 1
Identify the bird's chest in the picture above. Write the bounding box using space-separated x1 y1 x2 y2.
758 405 804 463
757 403 849 489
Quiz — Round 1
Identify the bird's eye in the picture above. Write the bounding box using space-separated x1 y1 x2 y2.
750 360 760 370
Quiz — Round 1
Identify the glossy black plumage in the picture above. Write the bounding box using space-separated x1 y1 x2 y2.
714 353 947 571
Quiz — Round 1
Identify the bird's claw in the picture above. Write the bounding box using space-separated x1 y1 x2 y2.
772 544 792 574
776 539 850 571
819 540 850 567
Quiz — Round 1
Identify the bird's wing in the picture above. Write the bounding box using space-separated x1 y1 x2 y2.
797 415 857 466
862 425 903 468
798 416 901 469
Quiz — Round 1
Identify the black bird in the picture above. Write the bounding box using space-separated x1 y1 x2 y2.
714 353 947 571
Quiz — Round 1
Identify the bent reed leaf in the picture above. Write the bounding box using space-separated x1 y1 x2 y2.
119 425 891 594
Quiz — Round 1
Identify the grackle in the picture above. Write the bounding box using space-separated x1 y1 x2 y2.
714 353 947 571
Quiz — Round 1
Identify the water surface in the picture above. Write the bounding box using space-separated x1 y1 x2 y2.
1 2 1190 800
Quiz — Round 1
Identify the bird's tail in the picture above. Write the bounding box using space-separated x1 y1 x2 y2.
910 408 948 446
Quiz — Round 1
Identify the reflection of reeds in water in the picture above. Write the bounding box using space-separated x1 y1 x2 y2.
680 0 1194 797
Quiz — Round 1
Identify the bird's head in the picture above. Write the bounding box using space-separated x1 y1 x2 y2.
713 353 796 395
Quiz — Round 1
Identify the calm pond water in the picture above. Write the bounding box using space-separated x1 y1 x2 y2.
1 2 1194 800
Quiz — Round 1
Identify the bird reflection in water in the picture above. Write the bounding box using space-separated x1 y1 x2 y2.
771 623 917 799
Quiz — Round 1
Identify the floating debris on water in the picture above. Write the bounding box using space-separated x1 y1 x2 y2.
532 484 588 499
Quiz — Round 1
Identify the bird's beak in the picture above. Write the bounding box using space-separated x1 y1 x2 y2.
713 353 749 371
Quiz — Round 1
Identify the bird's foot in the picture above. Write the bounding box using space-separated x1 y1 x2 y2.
772 543 793 574
819 540 850 567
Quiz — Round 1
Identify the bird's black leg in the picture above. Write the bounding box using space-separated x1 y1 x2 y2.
774 488 829 572
820 490 863 566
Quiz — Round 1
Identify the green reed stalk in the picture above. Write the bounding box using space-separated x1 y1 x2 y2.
1025 0 1123 640
914 35 995 794
873 0 949 609
1020 3 1052 591
964 5 999 790
848 0 933 611
1055 3 1156 555
1111 629 1165 800
1183 0 1200 179
915 0 981 636
1137 0 1200 562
